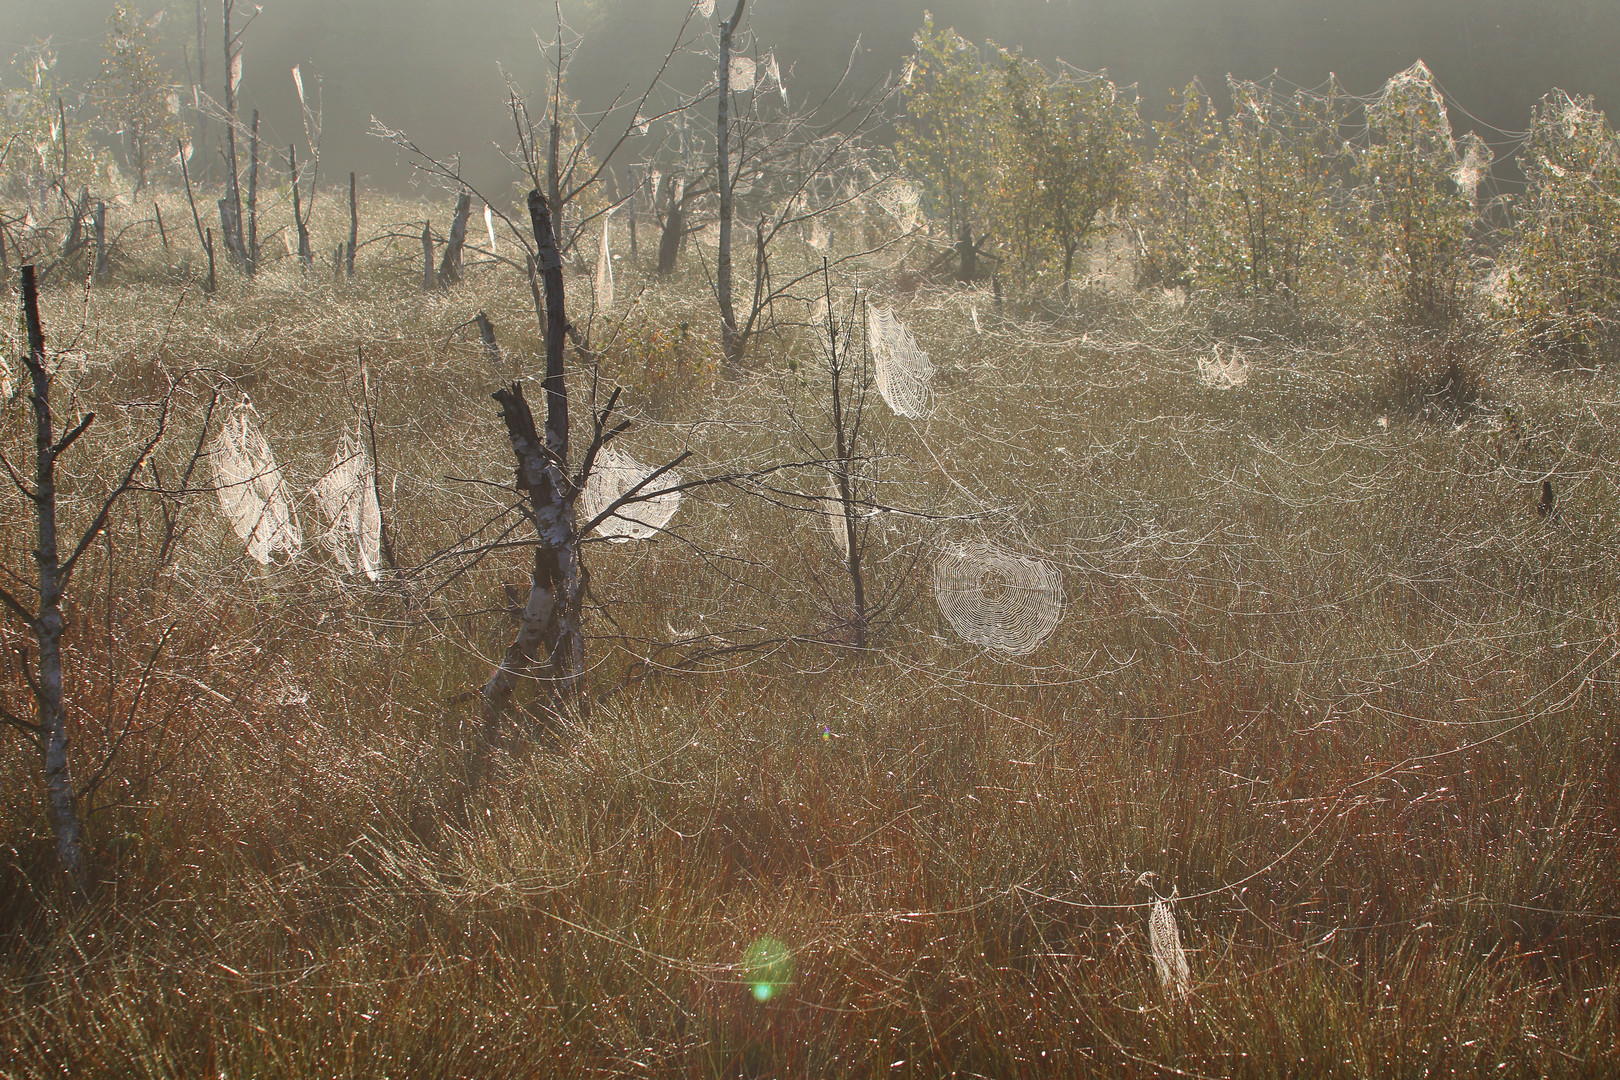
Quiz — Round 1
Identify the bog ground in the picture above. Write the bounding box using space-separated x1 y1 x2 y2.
1 184 1618 1077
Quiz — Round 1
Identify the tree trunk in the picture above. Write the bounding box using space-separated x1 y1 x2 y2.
716 0 748 364
656 173 684 278
480 192 585 742
420 222 434 293
475 310 503 365
246 110 259 275
289 144 312 269
18 266 88 899
1062 241 1077 305
436 192 472 288
92 202 109 284
826 293 866 647
346 171 357 277
956 223 977 282
223 3 245 264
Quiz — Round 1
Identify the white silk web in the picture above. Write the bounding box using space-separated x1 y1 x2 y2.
866 304 935 419
932 540 1064 655
1197 343 1250 389
310 422 382 581
210 400 302 565
1149 897 1192 1000
581 446 683 542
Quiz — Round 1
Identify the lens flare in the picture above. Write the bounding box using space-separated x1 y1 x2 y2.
742 937 792 1003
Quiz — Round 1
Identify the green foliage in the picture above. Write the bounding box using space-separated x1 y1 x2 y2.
1496 91 1620 362
997 56 1140 297
1132 79 1220 291
0 41 109 205
1360 61 1482 326
89 3 182 195
1192 75 1356 306
895 13 1001 236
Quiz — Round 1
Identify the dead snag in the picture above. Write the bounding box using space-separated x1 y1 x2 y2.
480 192 585 743
346 171 358 277
437 192 473 288
420 222 434 293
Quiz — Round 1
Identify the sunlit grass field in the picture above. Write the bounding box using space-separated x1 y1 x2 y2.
2 189 1618 1077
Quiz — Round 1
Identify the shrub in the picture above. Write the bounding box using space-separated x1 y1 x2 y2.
1495 91 1620 363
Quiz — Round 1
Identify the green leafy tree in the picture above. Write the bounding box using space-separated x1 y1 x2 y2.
998 55 1140 302
1194 75 1355 306
1133 79 1221 291
896 13 1002 238
89 3 181 195
1361 61 1481 325
1 41 108 207
1496 91 1620 362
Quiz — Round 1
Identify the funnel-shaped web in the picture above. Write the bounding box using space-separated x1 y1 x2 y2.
310 425 382 581
581 446 683 542
932 539 1063 655
1197 343 1250 389
1149 898 1192 1000
210 401 302 565
866 304 934 419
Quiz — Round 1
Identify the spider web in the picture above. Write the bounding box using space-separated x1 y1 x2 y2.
581 446 683 542
866 304 934 419
209 399 302 565
932 539 1064 655
310 424 382 581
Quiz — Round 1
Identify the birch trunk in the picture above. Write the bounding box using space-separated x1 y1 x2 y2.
18 267 88 898
480 192 585 741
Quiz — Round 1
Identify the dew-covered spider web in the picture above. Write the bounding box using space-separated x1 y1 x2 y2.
728 56 756 93
1197 343 1250 389
310 422 382 581
210 398 302 564
932 539 1064 655
581 446 683 542
866 304 934 419
1149 897 1192 1000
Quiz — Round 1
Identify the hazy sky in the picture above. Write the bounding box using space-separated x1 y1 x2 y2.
4 1 1618 195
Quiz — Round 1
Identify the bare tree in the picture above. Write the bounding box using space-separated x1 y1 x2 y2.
0 267 170 898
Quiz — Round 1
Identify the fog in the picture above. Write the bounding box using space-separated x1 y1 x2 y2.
5 0 1619 193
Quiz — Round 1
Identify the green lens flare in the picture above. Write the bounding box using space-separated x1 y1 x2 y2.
742 936 792 1002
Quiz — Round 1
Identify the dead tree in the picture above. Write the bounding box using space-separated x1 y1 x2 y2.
716 0 748 363
420 222 434 293
481 191 586 736
92 201 110 284
346 171 358 276
0 267 168 898
436 192 473 288
220 0 259 265
245 109 260 275
288 144 313 268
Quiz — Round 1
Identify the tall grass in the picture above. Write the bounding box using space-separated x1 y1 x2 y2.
1 188 1618 1077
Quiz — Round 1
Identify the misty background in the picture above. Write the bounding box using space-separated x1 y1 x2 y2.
3 0 1618 197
